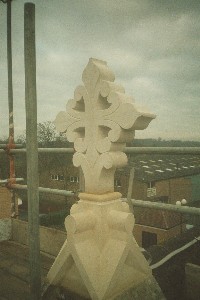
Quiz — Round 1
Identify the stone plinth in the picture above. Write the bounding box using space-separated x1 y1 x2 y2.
0 187 12 218
47 194 152 300
0 187 12 241
0 219 11 241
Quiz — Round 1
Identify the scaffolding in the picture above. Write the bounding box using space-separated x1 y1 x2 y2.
1 1 200 299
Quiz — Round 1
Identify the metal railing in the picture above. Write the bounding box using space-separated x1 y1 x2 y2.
10 184 73 197
130 199 200 216
1 145 200 214
2 145 200 155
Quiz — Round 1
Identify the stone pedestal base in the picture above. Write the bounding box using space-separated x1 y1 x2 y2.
43 276 165 300
47 194 154 300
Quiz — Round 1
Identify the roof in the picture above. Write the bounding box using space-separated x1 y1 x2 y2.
125 154 200 182
148 227 200 300
134 207 185 229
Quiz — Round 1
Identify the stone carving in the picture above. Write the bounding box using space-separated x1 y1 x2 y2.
54 58 155 194
48 200 153 300
47 58 156 300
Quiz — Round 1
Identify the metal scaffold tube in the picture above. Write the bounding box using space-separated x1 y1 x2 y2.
4 0 18 218
10 184 74 197
7 0 14 144
1 146 200 155
0 143 23 149
24 3 41 299
130 199 200 216
0 178 24 185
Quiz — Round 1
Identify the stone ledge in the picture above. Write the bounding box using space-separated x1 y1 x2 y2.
11 219 67 257
0 218 11 241
185 263 200 300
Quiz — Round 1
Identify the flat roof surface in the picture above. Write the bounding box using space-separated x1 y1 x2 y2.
128 155 200 182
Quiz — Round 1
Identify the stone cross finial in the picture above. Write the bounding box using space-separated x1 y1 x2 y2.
48 59 157 300
54 58 155 194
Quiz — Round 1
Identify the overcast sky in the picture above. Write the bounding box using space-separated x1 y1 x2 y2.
0 0 200 141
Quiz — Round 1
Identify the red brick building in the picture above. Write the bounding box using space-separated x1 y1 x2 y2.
115 173 192 205
36 154 200 209
115 154 200 205
133 207 186 248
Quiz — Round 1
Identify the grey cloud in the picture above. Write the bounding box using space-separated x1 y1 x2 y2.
0 0 200 141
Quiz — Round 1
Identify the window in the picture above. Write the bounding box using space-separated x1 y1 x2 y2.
114 179 121 187
50 174 59 180
51 174 64 181
59 175 64 181
70 176 79 183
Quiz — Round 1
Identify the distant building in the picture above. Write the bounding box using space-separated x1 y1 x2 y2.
116 154 200 205
133 207 186 248
20 154 200 216
40 154 200 201
14 152 200 246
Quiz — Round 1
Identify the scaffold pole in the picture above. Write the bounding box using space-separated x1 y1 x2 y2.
24 3 41 299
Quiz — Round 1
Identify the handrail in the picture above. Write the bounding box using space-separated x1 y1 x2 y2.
0 143 23 149
1 146 200 155
0 178 24 185
10 184 74 197
128 199 200 216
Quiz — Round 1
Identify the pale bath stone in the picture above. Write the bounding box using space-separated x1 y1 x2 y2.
47 198 152 300
54 58 155 195
47 58 157 300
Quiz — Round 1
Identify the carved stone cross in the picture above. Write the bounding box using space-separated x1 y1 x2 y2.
48 58 156 300
54 58 155 194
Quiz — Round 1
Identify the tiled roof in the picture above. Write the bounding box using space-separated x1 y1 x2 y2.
127 154 200 182
134 207 185 229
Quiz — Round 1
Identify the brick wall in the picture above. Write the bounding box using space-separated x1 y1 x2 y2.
38 163 80 212
153 177 192 204
0 187 12 218
133 223 186 247
114 174 192 204
155 180 170 199
132 180 147 200
38 162 192 208
126 177 192 204
169 177 192 204
114 173 147 200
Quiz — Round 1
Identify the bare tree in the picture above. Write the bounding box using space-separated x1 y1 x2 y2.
37 121 56 146
16 131 26 144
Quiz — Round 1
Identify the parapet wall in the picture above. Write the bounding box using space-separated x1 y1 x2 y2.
11 219 67 257
0 187 12 218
